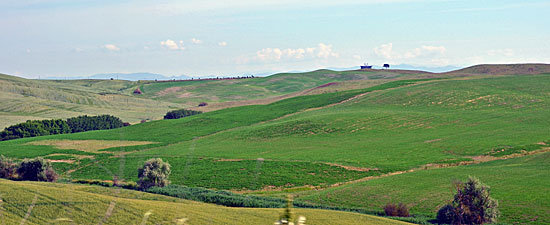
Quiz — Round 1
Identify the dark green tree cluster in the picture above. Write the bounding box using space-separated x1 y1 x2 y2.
0 119 71 141
163 109 202 120
0 115 124 141
0 155 58 182
66 115 124 133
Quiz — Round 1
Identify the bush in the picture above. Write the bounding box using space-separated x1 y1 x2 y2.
436 204 455 224
0 155 17 179
138 158 171 190
384 203 409 217
437 177 500 224
198 102 208 107
16 157 58 182
163 109 202 120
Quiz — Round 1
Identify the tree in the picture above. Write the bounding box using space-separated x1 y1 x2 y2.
138 158 171 190
163 109 202 120
383 64 390 69
437 177 500 224
0 155 17 179
17 157 58 182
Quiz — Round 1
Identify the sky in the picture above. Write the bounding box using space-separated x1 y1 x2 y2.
1 0 549 78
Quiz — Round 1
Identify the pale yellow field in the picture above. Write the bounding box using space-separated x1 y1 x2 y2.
0 179 410 225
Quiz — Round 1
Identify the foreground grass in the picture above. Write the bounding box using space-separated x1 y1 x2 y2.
297 152 550 224
0 179 409 225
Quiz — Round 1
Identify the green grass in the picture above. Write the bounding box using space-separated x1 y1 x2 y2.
0 179 409 225
138 69 420 104
0 74 181 128
2 73 550 224
70 156 379 190
297 152 550 225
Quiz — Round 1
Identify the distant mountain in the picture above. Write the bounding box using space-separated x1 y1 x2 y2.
90 73 191 81
46 73 191 81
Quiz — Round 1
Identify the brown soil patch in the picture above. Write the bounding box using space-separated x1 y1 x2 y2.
325 163 379 172
26 139 156 153
177 92 193 98
46 153 95 159
156 86 182 96
48 159 75 164
424 138 442 143
216 158 244 162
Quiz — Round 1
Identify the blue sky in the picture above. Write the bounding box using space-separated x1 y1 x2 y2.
1 0 549 78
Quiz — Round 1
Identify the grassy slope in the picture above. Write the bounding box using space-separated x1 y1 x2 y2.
142 75 550 171
0 74 181 128
0 179 409 225
0 80 420 190
138 69 422 104
297 152 550 225
0 70 422 129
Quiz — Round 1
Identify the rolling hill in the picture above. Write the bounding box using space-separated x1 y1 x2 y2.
1 64 550 224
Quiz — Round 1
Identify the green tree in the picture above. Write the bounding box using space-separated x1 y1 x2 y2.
138 158 171 190
438 177 500 224
17 157 58 182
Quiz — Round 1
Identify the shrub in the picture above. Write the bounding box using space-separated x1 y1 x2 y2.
384 203 409 217
437 177 500 224
163 109 202 120
0 155 17 179
17 157 58 182
198 102 208 107
436 204 455 224
138 158 171 190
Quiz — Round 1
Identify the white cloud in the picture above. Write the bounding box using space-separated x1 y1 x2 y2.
353 55 362 60
25 48 31 53
487 49 514 57
374 43 446 62
161 39 185 50
102 44 120 51
404 45 446 58
191 38 203 44
317 43 339 58
218 41 227 46
374 43 394 59
255 43 339 62
74 47 84 52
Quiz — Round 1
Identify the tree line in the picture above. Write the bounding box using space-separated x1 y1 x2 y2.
0 115 126 141
163 109 202 120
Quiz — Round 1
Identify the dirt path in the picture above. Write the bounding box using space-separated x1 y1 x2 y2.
329 147 550 188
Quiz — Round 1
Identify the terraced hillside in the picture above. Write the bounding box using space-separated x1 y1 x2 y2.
0 179 408 225
1 65 550 224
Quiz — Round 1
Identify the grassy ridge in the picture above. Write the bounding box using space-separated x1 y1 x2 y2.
0 179 409 225
139 69 419 104
297 152 550 225
0 74 180 128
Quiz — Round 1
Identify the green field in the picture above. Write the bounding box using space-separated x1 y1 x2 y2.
0 69 424 129
0 179 408 225
297 152 550 224
1 65 550 224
